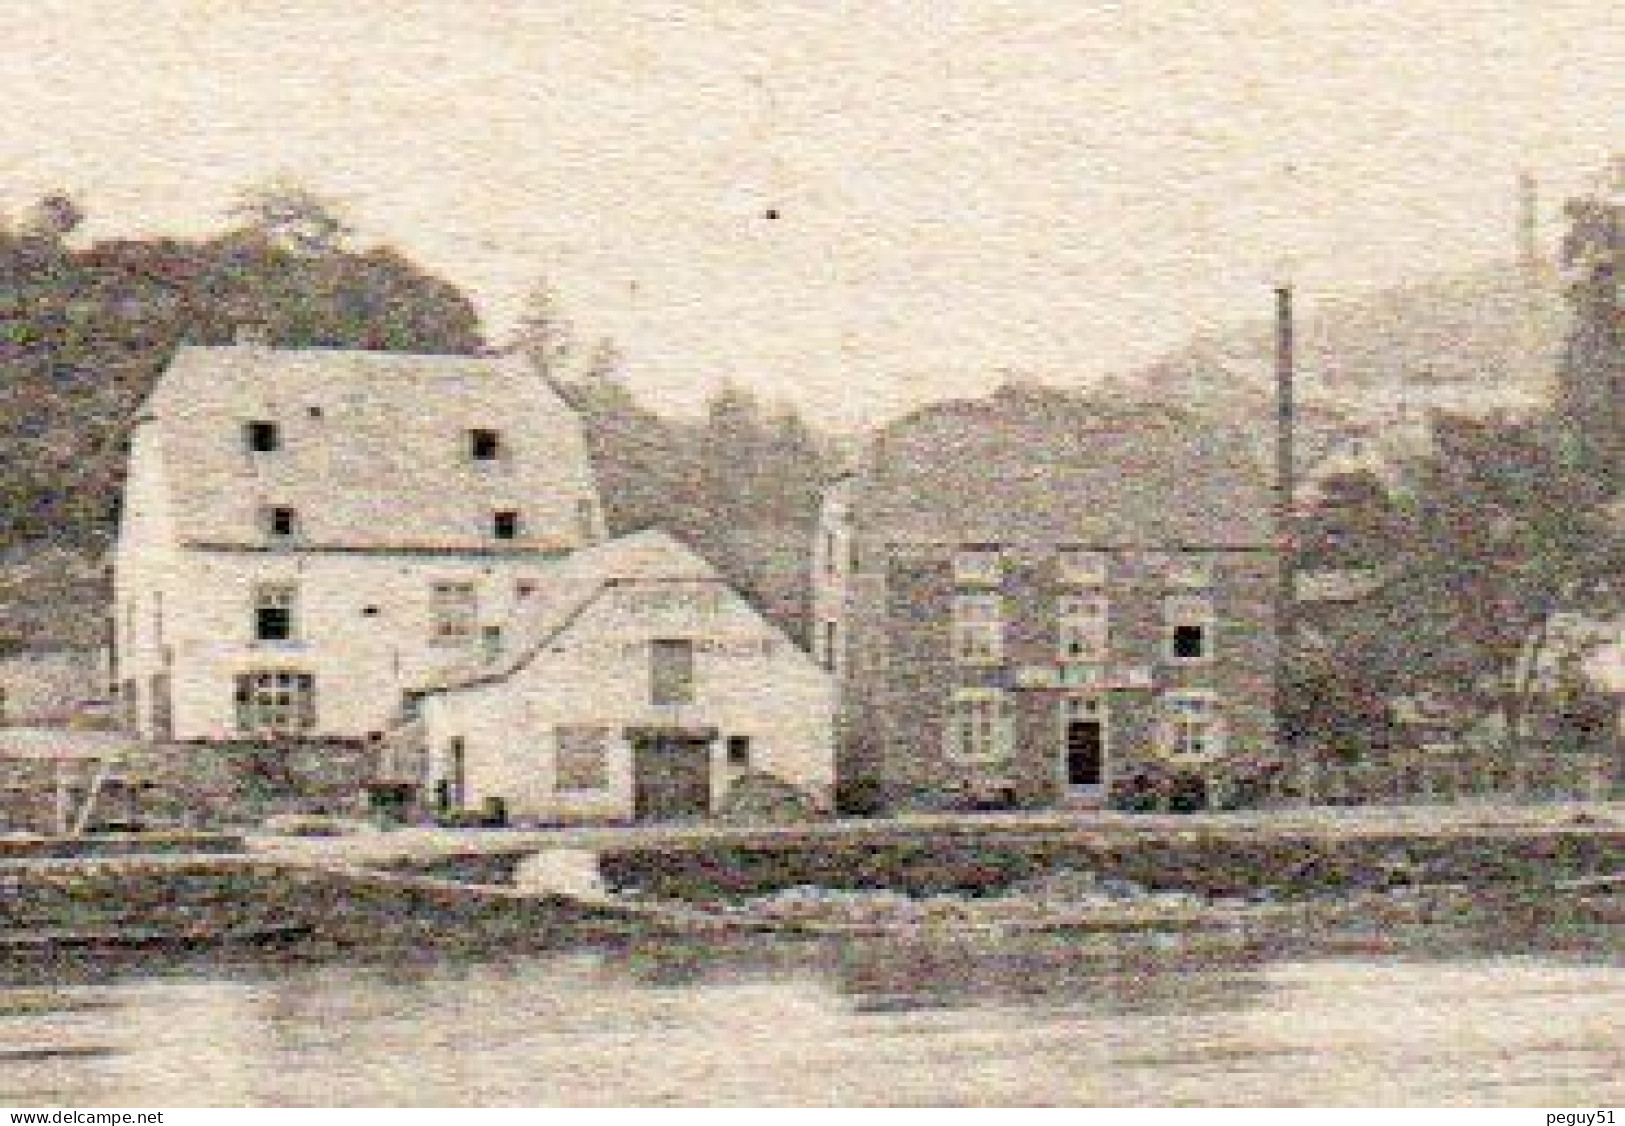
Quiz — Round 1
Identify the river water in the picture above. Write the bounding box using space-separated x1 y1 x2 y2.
1 925 1620 1107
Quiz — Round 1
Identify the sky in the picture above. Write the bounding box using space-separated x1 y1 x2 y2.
0 0 1617 425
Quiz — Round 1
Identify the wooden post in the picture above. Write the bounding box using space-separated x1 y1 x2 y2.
53 759 71 836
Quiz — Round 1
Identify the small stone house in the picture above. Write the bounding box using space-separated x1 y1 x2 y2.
812 386 1280 812
411 530 835 823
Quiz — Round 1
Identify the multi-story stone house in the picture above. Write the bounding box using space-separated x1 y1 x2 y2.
113 342 604 744
812 386 1279 812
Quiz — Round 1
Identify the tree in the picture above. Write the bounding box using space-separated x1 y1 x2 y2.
512 279 575 382
1554 157 1622 493
699 381 767 526
227 181 354 257
1369 415 1621 751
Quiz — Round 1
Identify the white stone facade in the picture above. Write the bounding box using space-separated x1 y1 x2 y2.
416 531 836 822
113 345 603 743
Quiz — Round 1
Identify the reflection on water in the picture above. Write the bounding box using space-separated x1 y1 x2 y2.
1 925 1619 1107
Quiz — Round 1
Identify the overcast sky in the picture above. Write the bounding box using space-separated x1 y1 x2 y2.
1 1 1617 424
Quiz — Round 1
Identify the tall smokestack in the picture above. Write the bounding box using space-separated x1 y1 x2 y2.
1274 284 1296 753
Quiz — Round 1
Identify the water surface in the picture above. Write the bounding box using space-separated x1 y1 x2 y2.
1 926 1619 1107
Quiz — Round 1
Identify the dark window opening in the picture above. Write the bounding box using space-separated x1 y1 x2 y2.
493 510 521 540
256 606 292 642
469 428 502 461
726 735 751 768
516 580 536 599
245 420 281 453
1173 624 1207 661
254 584 297 643
361 605 380 617
267 506 297 538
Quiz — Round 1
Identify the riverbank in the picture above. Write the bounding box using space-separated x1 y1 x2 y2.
2 801 1620 949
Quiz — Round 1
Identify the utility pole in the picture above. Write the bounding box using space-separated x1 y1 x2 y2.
1274 284 1297 762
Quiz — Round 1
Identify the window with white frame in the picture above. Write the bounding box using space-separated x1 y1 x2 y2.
252 583 298 642
555 725 612 791
945 688 1013 761
1057 593 1109 663
430 582 478 643
1164 593 1215 662
951 592 1004 665
1056 547 1108 587
952 545 1003 587
1160 693 1224 759
234 670 315 735
1163 552 1215 589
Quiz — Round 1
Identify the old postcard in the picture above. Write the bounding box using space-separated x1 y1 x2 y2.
0 0 1619 1112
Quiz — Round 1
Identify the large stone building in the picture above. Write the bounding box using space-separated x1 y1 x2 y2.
812 386 1280 812
408 530 834 822
113 343 604 744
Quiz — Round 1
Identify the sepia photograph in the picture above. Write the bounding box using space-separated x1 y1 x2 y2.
0 0 1620 1111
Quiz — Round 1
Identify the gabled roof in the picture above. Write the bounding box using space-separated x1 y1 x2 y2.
421 529 740 695
853 385 1275 549
136 345 596 553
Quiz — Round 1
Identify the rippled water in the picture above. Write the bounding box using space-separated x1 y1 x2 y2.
2 926 1620 1107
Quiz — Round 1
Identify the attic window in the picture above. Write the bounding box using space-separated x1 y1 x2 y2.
492 510 521 540
469 429 502 461
515 580 537 600
265 506 298 539
245 420 281 453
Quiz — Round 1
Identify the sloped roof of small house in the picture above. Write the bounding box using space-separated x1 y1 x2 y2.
852 385 1275 549
422 529 773 695
138 345 594 552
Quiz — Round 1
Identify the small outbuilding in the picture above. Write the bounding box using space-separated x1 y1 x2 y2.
411 531 835 823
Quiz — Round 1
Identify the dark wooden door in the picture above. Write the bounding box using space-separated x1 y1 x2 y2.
632 735 712 820
1066 720 1104 787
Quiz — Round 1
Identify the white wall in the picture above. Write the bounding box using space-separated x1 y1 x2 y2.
423 582 836 822
153 551 552 741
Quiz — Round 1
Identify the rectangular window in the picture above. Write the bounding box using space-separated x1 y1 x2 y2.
469 428 502 461
1164 594 1215 663
1057 548 1108 587
576 498 599 542
726 735 752 768
555 725 612 792
234 670 315 735
951 593 1004 665
244 420 281 453
263 505 298 540
650 638 696 705
823 530 841 577
1164 553 1214 589
481 624 503 660
431 582 478 642
952 545 1004 587
492 510 521 540
1057 593 1109 663
821 619 839 672
253 583 297 642
945 689 1013 761
515 579 537 600
1162 694 1223 759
